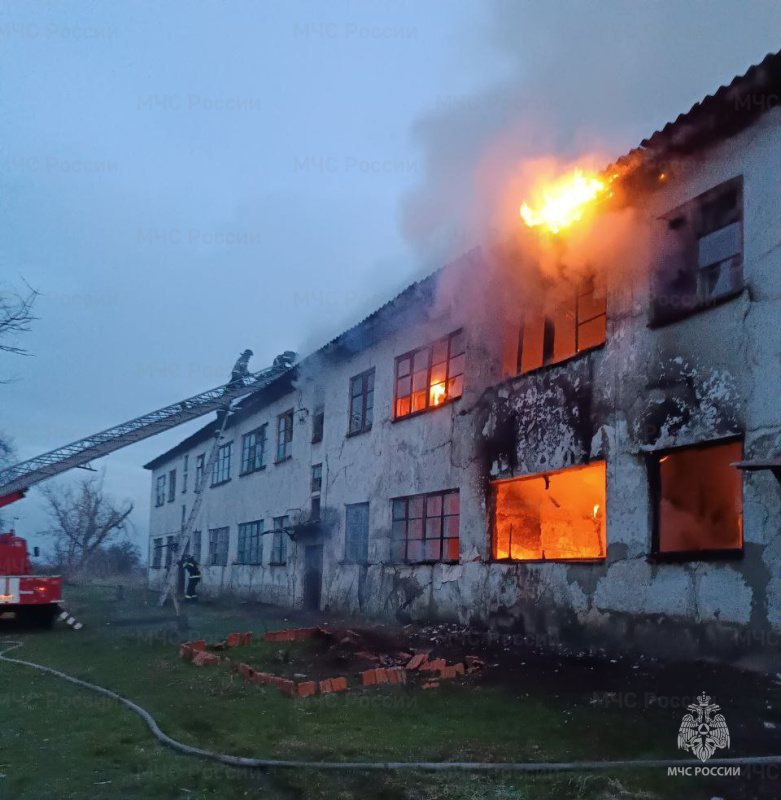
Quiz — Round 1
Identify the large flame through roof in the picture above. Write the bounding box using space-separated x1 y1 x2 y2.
520 168 617 235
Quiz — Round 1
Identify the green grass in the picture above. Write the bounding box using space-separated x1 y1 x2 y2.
0 585 766 799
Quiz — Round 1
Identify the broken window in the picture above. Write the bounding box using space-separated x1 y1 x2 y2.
168 469 176 502
208 526 229 566
349 368 375 434
394 330 465 419
271 516 288 564
194 453 205 492
505 279 606 376
276 410 294 461
652 440 743 556
155 475 166 507
211 442 232 486
152 537 163 568
182 455 188 494
345 502 370 563
651 177 743 324
192 530 201 563
392 489 459 563
237 520 263 564
491 462 606 561
241 425 267 474
311 463 322 521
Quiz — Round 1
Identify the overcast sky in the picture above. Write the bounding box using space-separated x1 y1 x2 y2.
2 0 780 556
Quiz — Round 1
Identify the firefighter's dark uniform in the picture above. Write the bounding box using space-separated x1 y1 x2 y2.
217 350 254 428
182 555 201 601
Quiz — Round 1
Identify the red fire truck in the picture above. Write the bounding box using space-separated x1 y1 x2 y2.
0 530 62 627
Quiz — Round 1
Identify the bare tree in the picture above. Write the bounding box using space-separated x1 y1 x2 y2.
39 474 134 570
0 279 39 357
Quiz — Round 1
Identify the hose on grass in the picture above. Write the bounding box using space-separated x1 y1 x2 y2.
2 639 780 773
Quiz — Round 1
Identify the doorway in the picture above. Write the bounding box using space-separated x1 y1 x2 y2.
303 544 323 611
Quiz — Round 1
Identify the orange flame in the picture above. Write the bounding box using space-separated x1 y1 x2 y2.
520 168 617 235
592 504 600 519
430 383 446 406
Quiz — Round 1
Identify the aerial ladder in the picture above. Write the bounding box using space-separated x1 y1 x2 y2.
0 351 297 608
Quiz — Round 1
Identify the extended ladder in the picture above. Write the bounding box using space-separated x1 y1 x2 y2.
157 404 232 609
0 354 296 505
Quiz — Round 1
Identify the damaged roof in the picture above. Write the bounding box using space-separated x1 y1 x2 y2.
144 50 781 471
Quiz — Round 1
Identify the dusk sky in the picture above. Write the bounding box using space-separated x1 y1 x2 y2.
2 0 780 555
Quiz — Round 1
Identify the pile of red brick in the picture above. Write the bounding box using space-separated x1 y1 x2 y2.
262 626 323 643
178 632 253 665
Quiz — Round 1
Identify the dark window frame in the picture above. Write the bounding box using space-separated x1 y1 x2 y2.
391 489 460 564
191 530 202 563
152 537 163 568
167 469 176 503
240 425 267 475
311 404 325 443
165 535 178 568
237 520 264 565
155 475 166 507
647 436 744 563
208 526 229 566
311 463 323 521
270 516 288 565
182 455 188 494
276 410 294 463
348 368 375 435
194 453 205 493
650 177 744 327
211 442 233 486
393 330 465 421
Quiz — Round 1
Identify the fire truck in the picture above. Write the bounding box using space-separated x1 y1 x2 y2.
0 529 62 627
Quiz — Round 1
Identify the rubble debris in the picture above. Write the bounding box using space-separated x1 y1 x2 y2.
406 653 429 671
263 626 323 643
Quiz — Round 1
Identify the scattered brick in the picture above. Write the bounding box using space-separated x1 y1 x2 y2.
453 662 465 675
362 669 377 686
319 679 334 693
422 682 440 690
209 641 227 651
374 668 389 685
439 665 457 680
226 633 243 647
356 651 379 662
331 676 348 692
178 644 194 661
188 640 207 652
277 679 297 697
298 681 317 698
238 662 254 681
263 626 322 643
396 651 413 661
192 651 221 667
467 666 480 674
405 653 428 671
386 667 406 685
420 658 446 673
465 655 484 668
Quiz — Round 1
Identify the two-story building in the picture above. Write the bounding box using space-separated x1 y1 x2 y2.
146 50 781 660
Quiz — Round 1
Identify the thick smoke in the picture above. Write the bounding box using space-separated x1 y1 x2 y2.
401 0 781 329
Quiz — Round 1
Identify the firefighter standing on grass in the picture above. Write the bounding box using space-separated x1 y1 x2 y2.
181 553 201 601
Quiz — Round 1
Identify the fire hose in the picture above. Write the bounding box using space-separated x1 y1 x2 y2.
2 639 780 773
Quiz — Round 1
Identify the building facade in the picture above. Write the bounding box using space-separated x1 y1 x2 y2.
146 54 781 659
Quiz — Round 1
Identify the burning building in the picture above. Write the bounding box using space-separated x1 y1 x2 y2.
146 50 781 660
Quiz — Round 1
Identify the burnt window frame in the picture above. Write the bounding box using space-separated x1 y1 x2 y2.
210 442 233 486
167 469 176 502
348 368 375 436
276 409 294 462
393 330 466 421
391 489 460 564
647 436 744 563
514 277 606 376
488 462 607 564
237 520 264 565
155 475 166 507
310 463 323 521
240 425 267 475
650 176 744 327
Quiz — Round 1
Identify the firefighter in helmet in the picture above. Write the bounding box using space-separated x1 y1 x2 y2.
181 552 201 601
